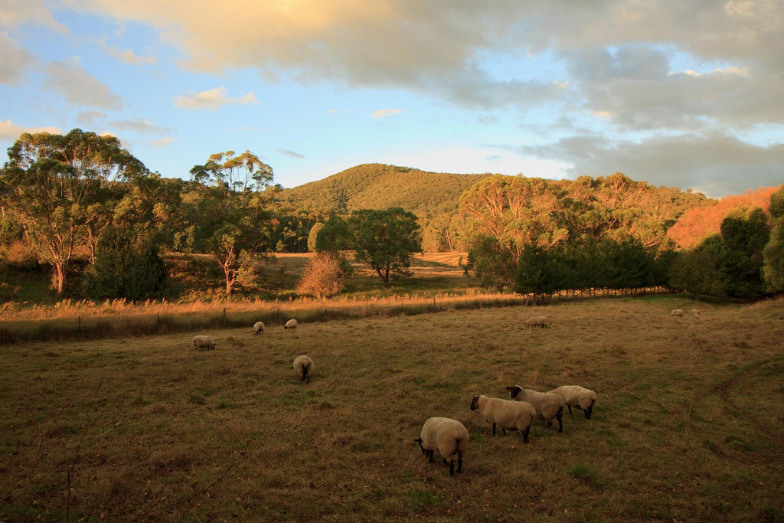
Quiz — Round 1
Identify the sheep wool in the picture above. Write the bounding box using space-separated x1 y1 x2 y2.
284 318 298 330
524 315 548 328
414 417 469 476
671 308 685 316
192 335 215 351
293 354 314 383
549 385 597 419
253 321 265 335
470 394 536 443
506 385 565 432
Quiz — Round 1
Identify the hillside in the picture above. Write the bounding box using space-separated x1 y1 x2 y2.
276 163 491 217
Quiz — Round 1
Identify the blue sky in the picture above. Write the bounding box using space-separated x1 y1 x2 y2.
1 1 782 198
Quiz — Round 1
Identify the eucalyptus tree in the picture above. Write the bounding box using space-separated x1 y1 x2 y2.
1 129 147 294
190 150 273 193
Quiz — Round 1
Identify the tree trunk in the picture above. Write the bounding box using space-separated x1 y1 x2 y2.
54 262 66 295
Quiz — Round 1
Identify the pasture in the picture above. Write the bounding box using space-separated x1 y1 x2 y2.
1 296 783 521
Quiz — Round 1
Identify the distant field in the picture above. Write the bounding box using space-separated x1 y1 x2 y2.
1 296 782 522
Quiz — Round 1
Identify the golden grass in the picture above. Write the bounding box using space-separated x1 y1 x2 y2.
1 296 782 521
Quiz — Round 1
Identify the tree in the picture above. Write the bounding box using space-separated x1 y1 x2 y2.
719 207 769 299
315 215 353 253
189 150 272 193
1 129 147 294
296 251 350 298
763 187 784 293
348 208 422 288
307 222 324 252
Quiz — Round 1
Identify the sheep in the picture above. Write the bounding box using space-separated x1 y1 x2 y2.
469 394 536 443
192 334 215 351
506 385 565 432
284 318 298 330
691 308 702 318
414 417 469 476
253 321 265 335
548 385 597 419
671 308 684 317
524 315 548 328
293 354 314 383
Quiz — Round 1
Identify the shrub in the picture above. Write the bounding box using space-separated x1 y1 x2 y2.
296 252 350 298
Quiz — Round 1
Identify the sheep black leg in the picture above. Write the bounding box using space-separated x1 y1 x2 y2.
522 427 530 443
585 406 592 419
449 459 455 476
492 423 497 435
428 450 434 462
457 455 462 473
567 405 573 414
557 412 563 433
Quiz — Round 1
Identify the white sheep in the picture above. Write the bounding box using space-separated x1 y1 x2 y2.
192 334 215 351
284 318 298 330
470 394 536 443
253 321 265 335
414 417 469 476
506 385 565 432
671 308 684 316
293 354 314 383
690 308 702 318
548 385 597 419
524 315 548 328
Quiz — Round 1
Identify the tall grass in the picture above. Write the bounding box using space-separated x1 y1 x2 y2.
0 296 782 521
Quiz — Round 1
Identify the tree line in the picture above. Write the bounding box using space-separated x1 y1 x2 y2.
1 129 781 302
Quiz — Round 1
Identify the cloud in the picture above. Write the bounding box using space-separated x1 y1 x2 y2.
77 110 107 126
278 148 305 159
0 119 61 140
97 38 157 65
370 108 401 119
43 57 122 109
149 136 176 147
108 118 170 134
0 32 34 85
522 132 784 198
0 0 69 33
173 86 258 110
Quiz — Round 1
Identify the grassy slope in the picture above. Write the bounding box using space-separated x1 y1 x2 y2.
1 296 782 522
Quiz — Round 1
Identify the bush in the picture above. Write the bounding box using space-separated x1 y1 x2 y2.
296 252 351 298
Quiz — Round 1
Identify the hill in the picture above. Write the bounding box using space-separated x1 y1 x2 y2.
276 163 491 218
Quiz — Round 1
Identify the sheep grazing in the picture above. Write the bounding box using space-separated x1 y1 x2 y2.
253 321 265 335
691 309 702 318
506 385 565 432
192 335 215 351
671 308 685 317
549 385 597 419
414 417 469 476
470 394 536 443
524 315 548 328
284 318 298 330
293 354 314 383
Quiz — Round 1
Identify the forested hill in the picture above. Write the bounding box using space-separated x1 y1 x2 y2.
276 163 491 217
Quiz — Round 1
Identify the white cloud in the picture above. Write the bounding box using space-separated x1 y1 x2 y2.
109 118 170 134
173 86 258 110
370 108 401 119
0 0 68 33
97 38 157 65
149 136 176 147
0 32 33 85
0 119 61 140
43 57 122 109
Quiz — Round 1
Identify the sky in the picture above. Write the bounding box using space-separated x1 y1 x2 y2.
1 0 782 199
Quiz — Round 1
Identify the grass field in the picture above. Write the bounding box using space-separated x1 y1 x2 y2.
1 295 783 521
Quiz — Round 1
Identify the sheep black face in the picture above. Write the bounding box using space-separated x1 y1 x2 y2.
506 385 522 399
470 396 480 411
414 438 433 462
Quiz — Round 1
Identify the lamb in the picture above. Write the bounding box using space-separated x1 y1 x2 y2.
253 321 265 335
293 354 314 383
548 385 597 419
671 308 684 316
414 417 469 476
470 394 536 443
506 385 565 432
524 315 548 328
192 334 215 351
284 318 298 330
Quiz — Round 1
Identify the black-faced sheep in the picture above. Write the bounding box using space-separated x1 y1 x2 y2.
470 394 536 443
284 318 298 329
253 321 265 335
549 385 597 419
192 335 215 351
414 417 469 476
506 385 565 432
293 354 314 383
524 315 548 328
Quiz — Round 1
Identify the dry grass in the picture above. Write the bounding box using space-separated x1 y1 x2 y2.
1 296 783 522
